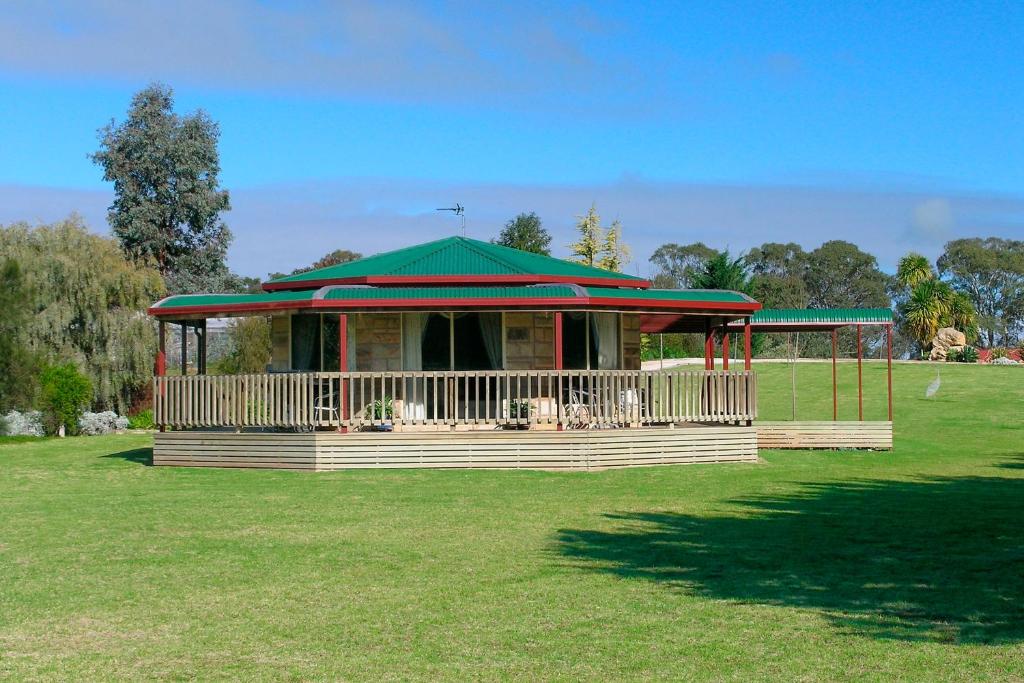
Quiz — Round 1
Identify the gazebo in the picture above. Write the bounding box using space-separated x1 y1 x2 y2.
147 236 763 470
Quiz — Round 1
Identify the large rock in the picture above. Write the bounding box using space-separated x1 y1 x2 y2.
929 327 967 361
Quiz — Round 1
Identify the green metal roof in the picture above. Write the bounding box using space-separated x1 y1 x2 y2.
264 236 645 288
749 308 893 325
587 287 753 303
150 284 759 315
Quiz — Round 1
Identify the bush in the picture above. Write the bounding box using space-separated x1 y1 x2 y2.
1 410 44 437
128 409 155 430
39 363 93 435
990 347 1009 361
957 346 979 363
77 411 130 436
945 348 960 363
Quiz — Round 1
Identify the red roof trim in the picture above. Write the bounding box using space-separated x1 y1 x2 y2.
262 273 651 291
149 295 759 318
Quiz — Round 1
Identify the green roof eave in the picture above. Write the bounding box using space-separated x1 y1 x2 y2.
726 307 893 331
149 284 761 318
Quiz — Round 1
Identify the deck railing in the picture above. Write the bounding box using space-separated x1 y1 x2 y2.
153 369 757 430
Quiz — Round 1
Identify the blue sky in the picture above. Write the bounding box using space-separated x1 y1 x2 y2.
1 1 1022 278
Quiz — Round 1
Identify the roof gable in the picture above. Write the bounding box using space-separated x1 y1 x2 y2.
263 236 648 290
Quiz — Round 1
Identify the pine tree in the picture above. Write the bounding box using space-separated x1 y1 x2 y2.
569 204 603 267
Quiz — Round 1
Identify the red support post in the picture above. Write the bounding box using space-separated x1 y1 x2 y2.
339 313 349 432
743 318 752 371
704 320 714 370
831 329 838 422
886 323 893 422
857 325 863 421
721 328 730 371
553 312 564 370
156 321 166 433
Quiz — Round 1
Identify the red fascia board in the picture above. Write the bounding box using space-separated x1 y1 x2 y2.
149 295 759 318
724 321 892 332
261 274 651 291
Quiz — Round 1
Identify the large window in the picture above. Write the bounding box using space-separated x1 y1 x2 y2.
290 314 341 371
561 312 619 369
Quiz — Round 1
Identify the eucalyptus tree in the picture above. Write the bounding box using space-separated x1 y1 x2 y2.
493 213 551 255
92 83 232 294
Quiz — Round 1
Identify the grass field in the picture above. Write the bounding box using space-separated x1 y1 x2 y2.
2 362 1023 680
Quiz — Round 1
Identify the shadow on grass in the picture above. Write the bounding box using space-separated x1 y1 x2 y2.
103 447 153 466
557 474 1024 644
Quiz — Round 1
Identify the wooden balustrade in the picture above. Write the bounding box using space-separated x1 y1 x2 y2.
153 369 757 430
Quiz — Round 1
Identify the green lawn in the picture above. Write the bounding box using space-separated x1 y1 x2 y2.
2 362 1023 680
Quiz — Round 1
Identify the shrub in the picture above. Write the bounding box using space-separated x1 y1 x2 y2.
945 348 960 363
1 410 44 437
128 409 155 430
77 411 130 436
990 347 1008 361
365 396 394 420
39 363 92 435
957 346 979 363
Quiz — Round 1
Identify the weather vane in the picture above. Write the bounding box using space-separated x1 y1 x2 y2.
435 203 465 236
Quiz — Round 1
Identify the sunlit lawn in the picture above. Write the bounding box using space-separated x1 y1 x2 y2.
2 362 1022 680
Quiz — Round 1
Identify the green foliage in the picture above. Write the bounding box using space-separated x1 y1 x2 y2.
218 317 272 375
365 396 394 420
0 217 165 412
39 364 92 435
0 258 41 411
803 240 890 310
568 204 629 272
290 249 363 275
690 250 750 292
493 212 551 255
896 253 934 288
91 83 232 294
650 242 717 288
507 399 530 419
959 346 979 363
127 409 155 430
989 347 1008 361
937 237 1024 347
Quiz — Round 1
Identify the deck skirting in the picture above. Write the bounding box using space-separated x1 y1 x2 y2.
153 425 758 471
756 421 893 450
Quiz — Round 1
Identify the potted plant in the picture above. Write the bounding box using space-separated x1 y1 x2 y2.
364 396 394 431
503 399 530 430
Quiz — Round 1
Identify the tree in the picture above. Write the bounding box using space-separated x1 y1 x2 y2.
745 242 809 309
92 83 232 294
895 252 979 348
0 217 165 413
937 238 1024 346
690 250 751 292
219 317 272 374
598 219 629 272
493 213 551 255
569 204 603 267
569 205 630 272
0 259 41 411
804 241 890 310
649 242 717 288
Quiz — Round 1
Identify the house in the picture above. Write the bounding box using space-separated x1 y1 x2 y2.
145 236 887 470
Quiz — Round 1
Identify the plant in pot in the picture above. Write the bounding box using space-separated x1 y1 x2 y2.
364 396 394 431
504 399 530 430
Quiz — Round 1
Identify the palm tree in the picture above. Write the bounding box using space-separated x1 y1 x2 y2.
948 291 979 342
902 279 952 345
896 252 934 288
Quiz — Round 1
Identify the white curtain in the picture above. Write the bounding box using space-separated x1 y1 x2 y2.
591 312 620 369
402 313 428 371
478 313 503 370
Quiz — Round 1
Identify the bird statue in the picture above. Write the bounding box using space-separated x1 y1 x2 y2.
925 368 941 399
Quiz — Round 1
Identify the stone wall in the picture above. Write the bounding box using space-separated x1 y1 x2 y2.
350 313 402 371
504 312 555 370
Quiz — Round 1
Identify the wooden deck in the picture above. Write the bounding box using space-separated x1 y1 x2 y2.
153 425 758 471
755 421 893 450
